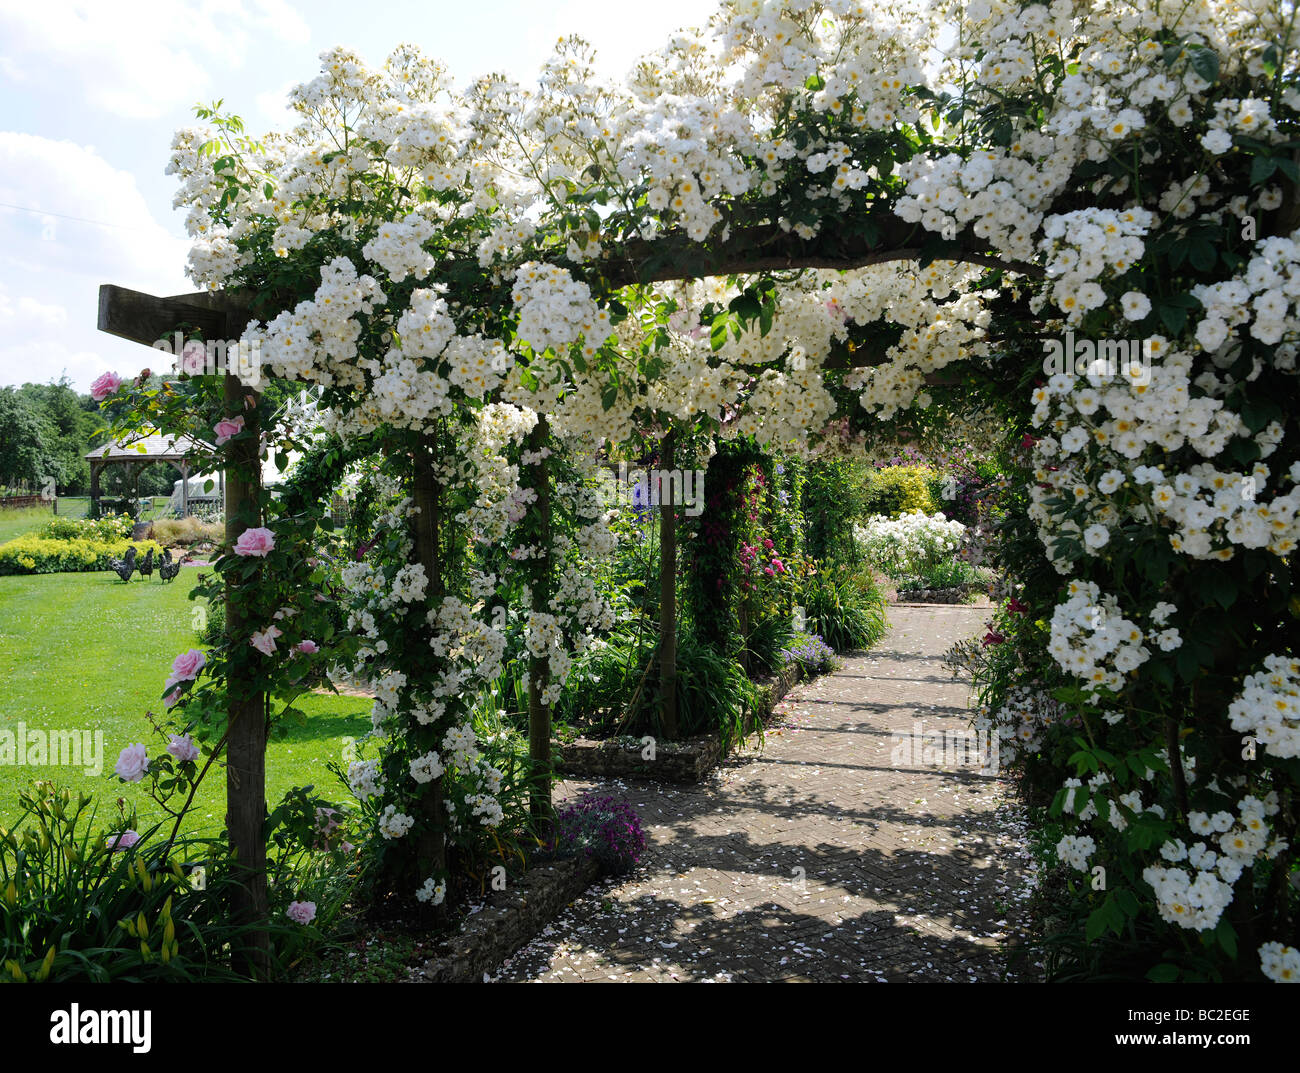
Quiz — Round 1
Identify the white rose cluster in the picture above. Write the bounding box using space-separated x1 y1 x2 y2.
1227 654 1300 760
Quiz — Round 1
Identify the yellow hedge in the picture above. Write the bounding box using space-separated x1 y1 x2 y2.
0 536 166 576
861 465 939 518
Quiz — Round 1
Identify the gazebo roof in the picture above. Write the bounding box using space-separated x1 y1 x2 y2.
86 431 215 463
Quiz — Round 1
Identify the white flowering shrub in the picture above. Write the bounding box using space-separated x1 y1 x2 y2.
856 510 966 578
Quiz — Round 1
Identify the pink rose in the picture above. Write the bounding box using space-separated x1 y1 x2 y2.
763 566 775 577
295 639 319 655
90 372 122 402
772 559 785 573
232 527 275 557
167 733 200 763
170 648 206 682
250 625 282 656
163 682 184 708
286 900 317 925
114 743 149 782
214 415 245 446
106 829 140 853
179 340 208 376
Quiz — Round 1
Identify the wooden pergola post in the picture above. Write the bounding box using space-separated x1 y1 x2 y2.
222 375 269 976
526 415 553 822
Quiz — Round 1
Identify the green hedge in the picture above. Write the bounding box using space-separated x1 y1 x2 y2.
0 535 165 576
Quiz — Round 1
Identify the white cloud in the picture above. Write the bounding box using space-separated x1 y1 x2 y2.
0 132 193 390
0 0 310 120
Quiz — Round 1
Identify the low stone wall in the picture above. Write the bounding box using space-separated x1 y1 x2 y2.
554 661 804 783
416 854 603 983
896 582 985 604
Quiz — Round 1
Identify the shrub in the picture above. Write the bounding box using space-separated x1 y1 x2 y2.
0 535 164 575
743 609 798 676
799 566 887 652
38 513 132 542
151 517 225 547
556 627 758 747
856 510 967 579
861 465 937 518
547 792 645 876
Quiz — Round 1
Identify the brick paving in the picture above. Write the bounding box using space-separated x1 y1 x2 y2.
493 604 1036 982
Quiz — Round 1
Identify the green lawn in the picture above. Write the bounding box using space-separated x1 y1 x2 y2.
0 570 371 835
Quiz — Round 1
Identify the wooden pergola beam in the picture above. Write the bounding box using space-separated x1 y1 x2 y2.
98 284 253 349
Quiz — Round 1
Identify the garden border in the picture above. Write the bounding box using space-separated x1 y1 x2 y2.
552 660 806 783
415 854 603 982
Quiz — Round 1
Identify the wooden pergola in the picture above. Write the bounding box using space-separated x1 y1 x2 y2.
86 430 220 518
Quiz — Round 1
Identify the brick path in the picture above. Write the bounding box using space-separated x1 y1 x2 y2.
493 604 1036 982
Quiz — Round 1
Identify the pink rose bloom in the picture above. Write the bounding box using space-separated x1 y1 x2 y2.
167 733 200 763
772 559 785 573
106 830 140 853
250 625 282 656
232 527 275 557
179 339 208 376
170 648 206 682
163 682 183 708
90 372 122 402
763 566 775 577
286 900 317 925
213 415 245 446
295 639 319 655
114 743 149 783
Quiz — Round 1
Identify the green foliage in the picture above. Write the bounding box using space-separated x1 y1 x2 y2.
799 565 887 652
557 625 758 748
0 535 164 576
801 457 868 563
861 465 938 518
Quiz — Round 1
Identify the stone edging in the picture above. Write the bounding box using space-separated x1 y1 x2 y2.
415 854 603 982
895 582 985 604
553 661 805 783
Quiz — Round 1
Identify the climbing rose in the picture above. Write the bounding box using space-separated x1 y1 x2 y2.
169 648 205 682
250 626 282 656
90 372 122 402
105 830 140 852
295 639 319 655
167 733 200 763
114 744 149 782
213 415 245 445
233 527 275 557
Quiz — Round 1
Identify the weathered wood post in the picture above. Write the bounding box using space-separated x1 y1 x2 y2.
658 429 679 739
526 415 553 822
222 373 269 977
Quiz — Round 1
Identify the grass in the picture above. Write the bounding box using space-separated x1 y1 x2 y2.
0 571 370 835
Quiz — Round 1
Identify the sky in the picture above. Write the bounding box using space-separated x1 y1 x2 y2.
0 0 716 394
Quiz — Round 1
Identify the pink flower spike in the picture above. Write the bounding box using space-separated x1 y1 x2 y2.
250 626 282 656
90 372 122 402
232 527 275 557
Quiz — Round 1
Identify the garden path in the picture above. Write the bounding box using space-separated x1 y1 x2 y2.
492 603 1037 982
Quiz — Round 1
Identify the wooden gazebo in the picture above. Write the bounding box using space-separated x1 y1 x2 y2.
86 431 219 518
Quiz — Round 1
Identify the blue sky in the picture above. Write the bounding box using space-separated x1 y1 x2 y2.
0 0 713 393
